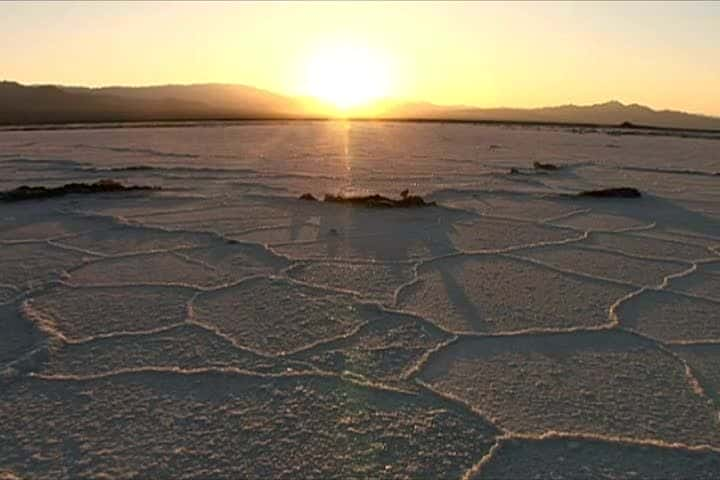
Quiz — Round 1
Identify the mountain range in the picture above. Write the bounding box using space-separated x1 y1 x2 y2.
2 80 719 131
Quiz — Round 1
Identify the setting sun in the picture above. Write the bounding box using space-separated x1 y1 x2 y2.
304 43 392 110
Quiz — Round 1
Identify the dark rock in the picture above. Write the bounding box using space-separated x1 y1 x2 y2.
576 187 642 198
111 165 155 172
299 191 436 209
509 168 520 175
0 179 159 202
323 193 436 208
533 161 562 171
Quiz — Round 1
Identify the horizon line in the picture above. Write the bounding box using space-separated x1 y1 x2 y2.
3 117 720 136
4 79 718 120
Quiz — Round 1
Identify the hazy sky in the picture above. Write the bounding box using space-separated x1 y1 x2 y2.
2 1 719 115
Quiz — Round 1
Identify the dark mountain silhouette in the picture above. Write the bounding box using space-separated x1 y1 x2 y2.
381 100 720 131
0 81 303 125
2 81 719 131
62 83 304 117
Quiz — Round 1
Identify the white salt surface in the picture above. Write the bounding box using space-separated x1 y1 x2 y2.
1 121 720 478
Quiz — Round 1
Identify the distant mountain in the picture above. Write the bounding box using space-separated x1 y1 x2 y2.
2 80 719 131
62 83 303 117
381 100 720 131
0 81 304 125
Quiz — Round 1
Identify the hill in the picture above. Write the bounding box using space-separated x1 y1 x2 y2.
0 81 303 125
2 81 719 131
381 100 720 131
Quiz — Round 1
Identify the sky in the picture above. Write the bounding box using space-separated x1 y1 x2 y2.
2 1 719 116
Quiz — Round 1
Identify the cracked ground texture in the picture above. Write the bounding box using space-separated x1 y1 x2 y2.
2 122 720 479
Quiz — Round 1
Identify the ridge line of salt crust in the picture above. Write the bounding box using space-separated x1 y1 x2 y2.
461 430 720 480
30 365 417 396
7 175 718 457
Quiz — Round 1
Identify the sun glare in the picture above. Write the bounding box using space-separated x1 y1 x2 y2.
305 43 392 111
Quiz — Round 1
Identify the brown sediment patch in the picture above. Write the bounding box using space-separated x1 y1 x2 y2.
299 191 437 208
0 179 159 202
576 187 642 199
533 161 562 171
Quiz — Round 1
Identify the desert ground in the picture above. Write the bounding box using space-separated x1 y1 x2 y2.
1 121 720 479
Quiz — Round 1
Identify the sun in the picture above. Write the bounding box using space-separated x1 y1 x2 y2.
304 43 392 111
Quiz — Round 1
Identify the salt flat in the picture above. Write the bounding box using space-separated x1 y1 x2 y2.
1 121 720 479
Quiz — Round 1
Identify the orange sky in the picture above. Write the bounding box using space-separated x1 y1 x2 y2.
2 1 719 116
